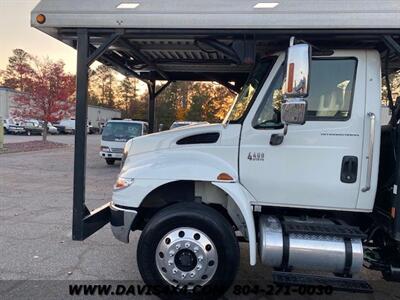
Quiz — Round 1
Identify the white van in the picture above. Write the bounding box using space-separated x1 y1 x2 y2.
99 119 148 165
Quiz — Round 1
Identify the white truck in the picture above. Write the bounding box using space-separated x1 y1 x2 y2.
31 0 400 297
112 44 388 293
100 119 148 165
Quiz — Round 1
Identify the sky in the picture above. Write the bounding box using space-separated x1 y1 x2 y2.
0 0 77 74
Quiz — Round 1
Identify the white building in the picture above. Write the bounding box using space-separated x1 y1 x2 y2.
87 105 121 129
0 87 121 128
0 87 19 120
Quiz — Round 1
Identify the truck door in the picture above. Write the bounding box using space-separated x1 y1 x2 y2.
239 51 367 210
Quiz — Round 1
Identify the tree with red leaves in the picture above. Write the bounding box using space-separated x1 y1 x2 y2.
2 49 35 93
12 58 76 142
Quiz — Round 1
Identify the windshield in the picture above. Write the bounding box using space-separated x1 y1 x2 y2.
224 59 274 124
102 122 142 142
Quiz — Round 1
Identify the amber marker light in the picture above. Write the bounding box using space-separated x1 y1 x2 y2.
36 14 46 24
217 173 234 181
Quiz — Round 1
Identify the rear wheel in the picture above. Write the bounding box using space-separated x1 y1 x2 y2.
105 158 115 165
137 202 240 299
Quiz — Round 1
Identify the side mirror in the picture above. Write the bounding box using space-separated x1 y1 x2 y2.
281 99 307 125
270 39 311 146
283 43 311 98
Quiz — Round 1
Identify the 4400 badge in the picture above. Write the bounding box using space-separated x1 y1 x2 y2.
247 152 265 161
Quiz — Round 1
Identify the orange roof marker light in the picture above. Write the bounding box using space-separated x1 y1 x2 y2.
217 173 234 181
36 14 46 24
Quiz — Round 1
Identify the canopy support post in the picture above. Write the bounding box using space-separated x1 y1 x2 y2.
73 29 111 241
147 80 156 133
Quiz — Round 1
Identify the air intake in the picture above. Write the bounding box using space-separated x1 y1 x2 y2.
177 133 220 145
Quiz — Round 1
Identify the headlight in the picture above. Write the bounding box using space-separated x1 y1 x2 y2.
101 146 111 152
114 177 134 191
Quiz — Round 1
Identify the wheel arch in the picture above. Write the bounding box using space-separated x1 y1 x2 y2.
134 180 256 266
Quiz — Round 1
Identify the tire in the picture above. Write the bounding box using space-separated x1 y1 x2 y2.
26 130 31 136
105 158 115 165
137 202 240 299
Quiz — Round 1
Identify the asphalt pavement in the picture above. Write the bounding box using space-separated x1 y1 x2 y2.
0 134 399 299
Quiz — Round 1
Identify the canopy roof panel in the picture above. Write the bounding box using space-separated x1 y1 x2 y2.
32 0 400 30
31 1 400 83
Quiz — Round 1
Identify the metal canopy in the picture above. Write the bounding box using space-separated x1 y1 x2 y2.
67 28 400 241
31 0 400 241
60 29 400 80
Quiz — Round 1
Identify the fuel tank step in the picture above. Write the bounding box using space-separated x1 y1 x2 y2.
282 220 367 239
272 271 373 293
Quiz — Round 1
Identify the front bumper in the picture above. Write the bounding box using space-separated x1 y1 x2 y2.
99 151 123 159
110 202 137 243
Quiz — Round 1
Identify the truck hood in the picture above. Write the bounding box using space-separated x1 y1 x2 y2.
127 123 224 156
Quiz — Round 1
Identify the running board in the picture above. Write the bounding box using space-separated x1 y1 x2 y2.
272 271 373 293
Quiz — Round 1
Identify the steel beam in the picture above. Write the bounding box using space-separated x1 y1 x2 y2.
88 32 122 66
149 82 156 132
72 29 90 241
147 80 156 133
119 39 169 80
73 29 111 241
155 80 173 97
384 35 400 57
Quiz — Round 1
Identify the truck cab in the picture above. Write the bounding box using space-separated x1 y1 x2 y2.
100 119 148 165
109 45 400 293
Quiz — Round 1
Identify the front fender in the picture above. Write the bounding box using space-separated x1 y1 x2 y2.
213 182 257 266
121 150 238 182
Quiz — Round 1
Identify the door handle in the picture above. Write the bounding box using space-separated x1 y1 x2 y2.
361 112 376 192
341 156 358 184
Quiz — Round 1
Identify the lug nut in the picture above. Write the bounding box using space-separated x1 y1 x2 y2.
193 246 199 253
176 244 181 250
196 264 202 271
181 273 186 279
190 272 195 278
168 260 174 266
198 255 203 262
185 242 190 248
173 268 178 274
169 250 175 257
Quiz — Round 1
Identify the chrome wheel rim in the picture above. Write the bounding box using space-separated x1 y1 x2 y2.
155 227 218 288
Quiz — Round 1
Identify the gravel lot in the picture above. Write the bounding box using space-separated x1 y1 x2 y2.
1 134 400 299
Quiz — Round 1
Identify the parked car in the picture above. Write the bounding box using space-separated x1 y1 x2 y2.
57 119 75 134
54 119 94 134
100 120 148 165
39 121 59 135
3 118 25 134
22 120 43 136
170 121 208 130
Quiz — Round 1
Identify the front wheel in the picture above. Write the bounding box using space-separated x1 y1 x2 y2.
137 202 240 298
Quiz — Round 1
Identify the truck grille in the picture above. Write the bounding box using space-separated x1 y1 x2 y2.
111 148 124 153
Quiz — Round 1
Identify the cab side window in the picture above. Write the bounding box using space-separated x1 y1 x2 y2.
253 58 357 129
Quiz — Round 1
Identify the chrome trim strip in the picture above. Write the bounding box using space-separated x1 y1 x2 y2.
361 112 376 192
